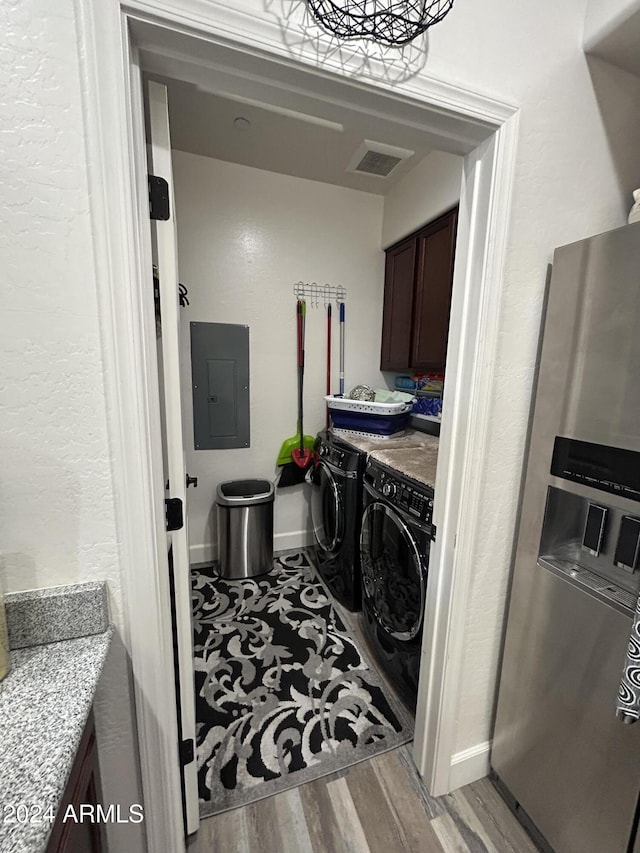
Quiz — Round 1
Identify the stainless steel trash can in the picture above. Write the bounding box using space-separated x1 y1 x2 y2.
216 479 274 579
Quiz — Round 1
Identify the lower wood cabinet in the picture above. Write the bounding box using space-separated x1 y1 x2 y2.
46 711 105 853
380 206 458 373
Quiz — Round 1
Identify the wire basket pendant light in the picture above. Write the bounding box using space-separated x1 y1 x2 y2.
307 0 454 46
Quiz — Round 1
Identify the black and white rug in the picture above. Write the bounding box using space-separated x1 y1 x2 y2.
191 551 413 817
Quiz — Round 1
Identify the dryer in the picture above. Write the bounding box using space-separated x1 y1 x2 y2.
359 457 435 710
309 430 366 611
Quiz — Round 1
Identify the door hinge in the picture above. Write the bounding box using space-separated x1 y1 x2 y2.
165 497 183 531
148 174 170 221
180 738 194 766
432 524 437 542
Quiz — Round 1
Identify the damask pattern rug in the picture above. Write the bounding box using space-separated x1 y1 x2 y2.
191 551 413 817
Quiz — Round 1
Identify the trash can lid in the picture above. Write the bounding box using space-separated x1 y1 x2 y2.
216 479 274 506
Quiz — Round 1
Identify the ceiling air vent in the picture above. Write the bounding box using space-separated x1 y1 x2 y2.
347 140 414 179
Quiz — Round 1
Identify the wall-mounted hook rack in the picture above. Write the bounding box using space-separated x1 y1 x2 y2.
293 281 347 306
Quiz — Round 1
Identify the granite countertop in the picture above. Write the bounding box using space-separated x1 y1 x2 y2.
369 434 440 489
331 427 436 455
0 583 111 853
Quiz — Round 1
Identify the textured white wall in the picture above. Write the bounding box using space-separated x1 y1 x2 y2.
381 150 463 249
584 0 640 43
172 152 385 560
0 2 144 850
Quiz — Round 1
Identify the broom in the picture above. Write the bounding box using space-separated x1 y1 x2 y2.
278 299 314 487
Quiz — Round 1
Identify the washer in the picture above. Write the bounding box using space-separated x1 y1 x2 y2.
309 429 366 611
359 457 435 710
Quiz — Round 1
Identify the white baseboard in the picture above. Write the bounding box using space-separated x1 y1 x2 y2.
189 543 215 566
274 529 314 552
189 530 313 566
449 740 492 791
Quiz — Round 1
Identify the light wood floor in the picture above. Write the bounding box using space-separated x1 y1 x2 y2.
187 745 540 853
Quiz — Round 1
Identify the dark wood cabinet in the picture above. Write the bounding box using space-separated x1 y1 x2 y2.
380 206 458 372
380 236 416 370
46 711 105 853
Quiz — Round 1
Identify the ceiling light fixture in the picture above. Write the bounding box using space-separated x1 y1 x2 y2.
306 0 454 46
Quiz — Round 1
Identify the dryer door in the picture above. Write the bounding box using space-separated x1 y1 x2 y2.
311 461 344 553
360 497 426 641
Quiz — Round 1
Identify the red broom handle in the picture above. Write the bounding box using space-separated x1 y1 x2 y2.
297 300 303 368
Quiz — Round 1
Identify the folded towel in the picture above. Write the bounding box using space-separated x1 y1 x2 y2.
374 389 415 404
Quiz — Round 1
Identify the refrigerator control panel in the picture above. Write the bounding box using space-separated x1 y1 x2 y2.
551 437 640 503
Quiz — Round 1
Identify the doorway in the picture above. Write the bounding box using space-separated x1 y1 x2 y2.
75 4 518 850
147 66 466 829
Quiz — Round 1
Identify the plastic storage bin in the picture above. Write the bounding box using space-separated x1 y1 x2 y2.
325 395 413 435
329 409 411 435
216 479 274 579
325 395 413 415
412 396 443 417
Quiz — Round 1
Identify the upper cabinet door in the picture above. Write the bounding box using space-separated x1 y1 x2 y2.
411 208 458 372
380 237 416 370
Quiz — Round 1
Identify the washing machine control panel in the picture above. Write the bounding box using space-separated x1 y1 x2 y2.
325 445 346 469
319 440 356 472
374 468 434 527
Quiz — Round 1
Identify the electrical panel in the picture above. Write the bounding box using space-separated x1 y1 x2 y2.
190 322 250 450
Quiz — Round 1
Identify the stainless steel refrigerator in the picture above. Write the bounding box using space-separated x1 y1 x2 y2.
492 220 640 853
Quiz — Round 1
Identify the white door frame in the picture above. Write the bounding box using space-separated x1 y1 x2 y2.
73 1 518 849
